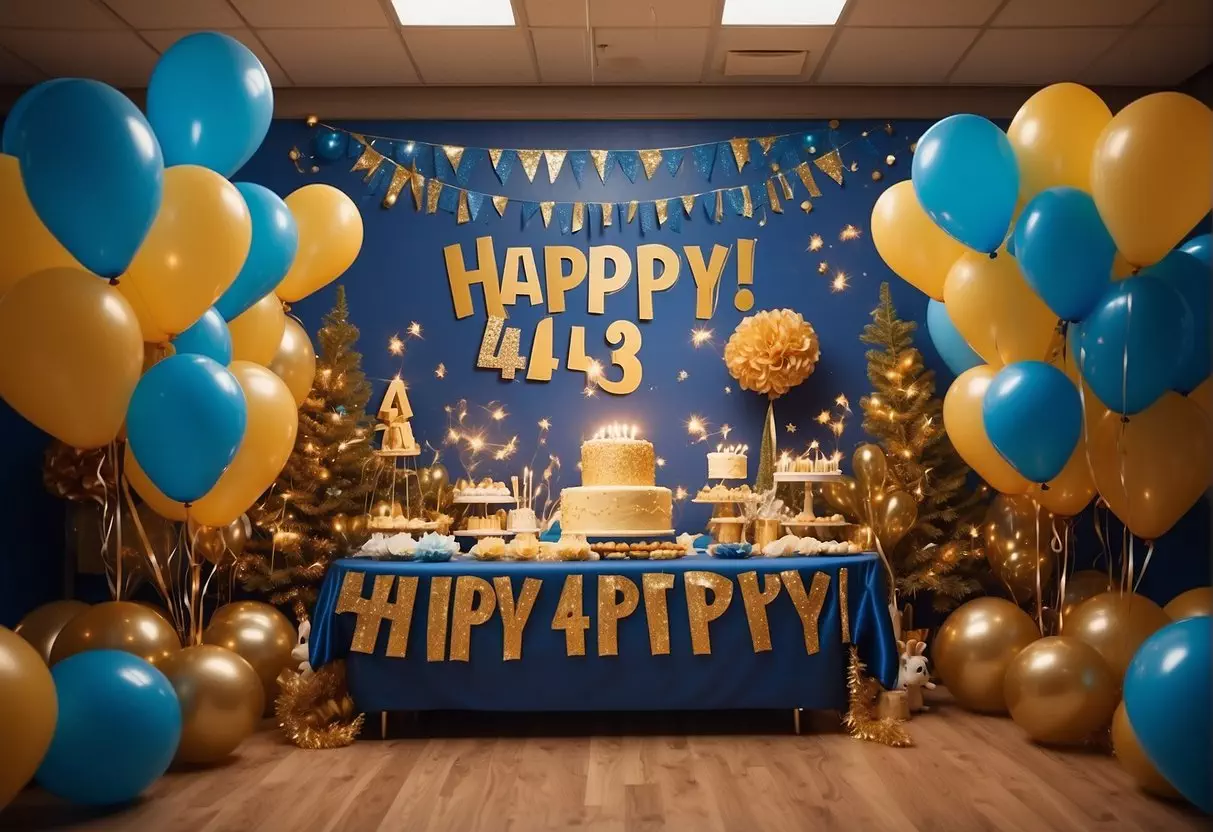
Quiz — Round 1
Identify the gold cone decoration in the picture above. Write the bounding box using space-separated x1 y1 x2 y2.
540 201 554 228
492 194 509 217
572 202 585 233
681 194 696 216
741 185 753 218
409 162 424 210
626 201 638 224
517 149 542 182
655 198 669 227
544 150 566 184
426 179 442 214
814 149 845 186
778 173 794 200
729 137 750 172
383 165 410 207
796 162 822 197
639 149 663 179
590 149 611 183
766 180 782 214
443 145 465 173
758 136 777 155
602 202 614 228
456 190 470 224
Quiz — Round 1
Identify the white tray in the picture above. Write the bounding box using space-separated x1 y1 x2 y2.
565 529 676 538
692 496 759 505
782 520 852 528
454 529 515 538
707 517 748 525
773 471 843 482
452 495 517 504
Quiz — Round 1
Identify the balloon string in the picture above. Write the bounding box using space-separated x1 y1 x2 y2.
110 441 123 602
1051 520 1066 635
1134 540 1155 594
120 474 184 640
1032 499 1044 634
1074 334 1100 488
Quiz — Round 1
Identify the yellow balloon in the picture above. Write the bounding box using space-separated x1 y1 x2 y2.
0 268 143 449
1091 92 1213 267
1164 587 1213 621
870 180 967 300
1034 438 1096 517
0 154 80 296
275 184 363 303
119 165 252 342
229 293 286 366
944 252 1059 367
0 626 57 810
202 601 296 709
269 317 317 406
1062 591 1170 681
49 600 181 666
943 366 1032 495
1004 636 1118 745
933 597 1040 714
1112 702 1182 799
127 362 298 528
158 645 264 764
1089 392 1212 540
14 600 89 664
1007 83 1112 202
1189 377 1213 422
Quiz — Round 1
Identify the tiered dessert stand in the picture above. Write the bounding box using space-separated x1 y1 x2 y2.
451 492 520 542
369 434 438 533
694 472 759 544
773 465 855 540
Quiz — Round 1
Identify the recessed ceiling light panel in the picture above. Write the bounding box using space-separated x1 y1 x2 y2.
392 0 516 26
722 0 847 26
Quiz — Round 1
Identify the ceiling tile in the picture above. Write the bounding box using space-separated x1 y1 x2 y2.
1083 26 1213 85
592 27 709 83
101 0 244 29
256 28 418 85
1142 0 1213 26
403 28 537 84
0 0 126 29
531 28 591 84
141 28 291 86
950 28 1120 85
706 26 834 83
816 27 977 84
0 29 158 86
229 0 391 29
992 0 1156 27
844 0 1001 27
0 43 42 83
524 0 715 28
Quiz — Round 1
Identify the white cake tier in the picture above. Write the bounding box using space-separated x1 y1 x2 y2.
507 508 537 531
707 452 747 480
561 485 672 535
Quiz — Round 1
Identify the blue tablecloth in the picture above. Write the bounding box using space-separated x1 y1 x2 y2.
310 553 897 712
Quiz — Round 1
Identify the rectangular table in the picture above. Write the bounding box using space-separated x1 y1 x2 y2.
309 553 898 713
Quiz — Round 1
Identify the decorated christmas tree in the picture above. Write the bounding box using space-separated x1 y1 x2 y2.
858 283 988 609
238 286 375 620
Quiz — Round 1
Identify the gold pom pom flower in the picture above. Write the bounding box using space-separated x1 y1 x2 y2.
724 309 820 399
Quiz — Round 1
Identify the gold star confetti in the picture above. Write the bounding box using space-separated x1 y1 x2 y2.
677 370 689 382
886 154 896 166
840 225 861 241
816 411 831 425
785 423 797 434
808 234 824 252
818 261 829 274
691 327 714 346
407 321 423 338
468 435 485 451
832 272 850 292
656 457 666 467
434 363 446 378
491 407 506 421
674 486 688 502
724 386 732 394
387 335 404 355
800 200 813 213
538 418 551 431
687 415 707 437
835 393 851 411
721 423 732 439
583 387 596 398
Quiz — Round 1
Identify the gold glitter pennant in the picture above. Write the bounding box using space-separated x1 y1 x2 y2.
641 573 674 656
778 173 794 200
409 162 424 210
383 165 410 208
814 149 845 186
839 567 851 643
539 201 554 228
544 149 567 184
681 194 695 216
597 575 639 657
492 194 509 217
552 575 589 657
425 179 442 214
737 572 781 652
781 570 830 655
796 162 823 197
495 577 541 661
758 135 777 155
456 190 470 224
655 198 669 227
351 144 384 181
684 571 734 655
729 137 750 172
639 149 663 179
714 191 723 223
488 148 503 171
765 180 782 214
741 185 753 219
572 202 584 233
449 576 496 661
626 201 638 224
590 149 610 183
443 144 465 173
427 575 452 661
601 202 614 228
336 572 418 658
517 148 542 182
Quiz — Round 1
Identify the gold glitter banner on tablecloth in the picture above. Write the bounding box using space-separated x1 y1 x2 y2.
639 149 663 179
839 567 851 643
641 573 675 655
597 575 639 657
427 576 452 661
552 575 589 656
495 577 541 661
335 572 417 658
684 571 734 655
737 571 781 652
449 576 496 661
781 570 830 655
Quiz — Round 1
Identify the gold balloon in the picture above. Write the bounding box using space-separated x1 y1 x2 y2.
869 180 966 300
852 443 888 501
49 600 180 666
1060 569 1113 621
158 645 264 764
268 317 316 406
0 626 57 810
1063 591 1170 680
943 366 1033 495
229 293 286 366
1112 702 1183 799
14 599 89 664
871 489 917 552
119 165 252 342
275 184 364 303
934 597 1040 713
202 601 296 708
188 521 228 565
1189 377 1212 422
1088 392 1212 540
820 475 865 521
944 252 1059 368
1004 636 1118 745
1034 439 1096 518
0 268 143 449
983 494 1059 602
0 154 80 296
1091 92 1213 267
1007 83 1112 202
1164 587 1213 621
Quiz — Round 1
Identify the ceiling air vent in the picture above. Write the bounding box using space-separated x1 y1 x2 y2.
724 50 807 77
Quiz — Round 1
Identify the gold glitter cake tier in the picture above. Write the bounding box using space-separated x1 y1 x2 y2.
580 439 656 487
561 486 673 534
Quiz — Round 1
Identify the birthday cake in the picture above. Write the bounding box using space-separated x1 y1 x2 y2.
561 425 673 536
707 444 748 480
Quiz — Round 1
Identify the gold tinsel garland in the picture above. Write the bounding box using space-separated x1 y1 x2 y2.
724 309 820 399
275 662 365 750
843 646 912 747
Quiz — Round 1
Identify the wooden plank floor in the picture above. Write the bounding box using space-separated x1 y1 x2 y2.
2 691 1203 832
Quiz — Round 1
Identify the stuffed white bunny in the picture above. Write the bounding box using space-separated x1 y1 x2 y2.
292 617 313 678
896 639 935 712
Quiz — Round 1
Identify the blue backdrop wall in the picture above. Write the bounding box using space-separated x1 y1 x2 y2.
0 117 1207 625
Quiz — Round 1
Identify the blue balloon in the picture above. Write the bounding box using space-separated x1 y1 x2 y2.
927 299 982 376
911 114 1019 255
983 361 1081 483
1180 233 1211 267
314 127 348 162
16 79 162 279
1125 618 1211 812
172 307 232 365
1146 251 1210 393
36 650 181 806
0 77 70 156
126 354 247 503
147 32 273 178
214 183 299 321
1077 277 1193 415
1013 187 1116 322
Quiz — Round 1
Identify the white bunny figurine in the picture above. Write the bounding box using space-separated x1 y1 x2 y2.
896 639 935 712
292 617 314 678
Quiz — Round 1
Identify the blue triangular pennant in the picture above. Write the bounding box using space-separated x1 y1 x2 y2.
601 151 615 184
366 164 389 193
664 148 685 179
691 144 716 180
769 136 790 162
556 203 573 235
752 185 767 211
725 187 745 215
467 191 485 222
393 141 418 165
587 202 602 229
702 194 716 223
453 153 477 186
567 150 590 186
667 206 683 233
438 185 459 213
638 202 656 234
493 149 515 185
780 148 800 174
520 201 540 226
348 136 365 159
434 146 455 181
714 142 735 179
617 151 640 183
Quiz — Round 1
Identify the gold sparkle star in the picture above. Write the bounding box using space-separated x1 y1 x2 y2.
387 335 404 355
538 418 551 431
674 486 688 502
807 234 824 252
656 457 666 467
840 224 861 241
691 328 713 346
818 261 829 274
586 359 603 379
720 423 732 439
407 321 423 338
677 370 689 382
491 407 506 421
724 386 732 394
582 387 596 398
835 393 851 411
816 411 831 425
785 423 797 434
832 271 850 292
686 415 706 436
434 363 446 379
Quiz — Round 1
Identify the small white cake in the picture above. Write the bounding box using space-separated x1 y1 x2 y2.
507 508 537 531
707 444 748 480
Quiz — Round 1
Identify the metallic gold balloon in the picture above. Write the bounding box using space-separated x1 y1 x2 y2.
1060 569 1113 621
158 645 264 764
1005 636 1118 745
1112 701 1182 799
14 599 89 664
983 494 1059 602
1164 586 1212 621
852 443 888 500
1034 437 1096 518
49 600 180 666
821 475 865 522
934 597 1040 713
187 515 248 565
267 317 316 407
202 601 296 709
224 514 250 558
0 626 57 810
1062 591 1170 680
871 489 917 552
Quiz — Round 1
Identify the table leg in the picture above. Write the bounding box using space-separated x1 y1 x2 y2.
792 708 801 735
380 711 388 740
